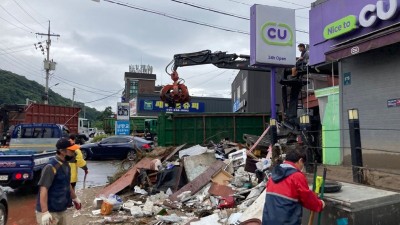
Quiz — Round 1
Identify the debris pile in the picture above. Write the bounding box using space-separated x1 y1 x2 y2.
80 137 275 225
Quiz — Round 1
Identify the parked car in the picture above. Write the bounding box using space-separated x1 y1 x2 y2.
80 136 153 161
0 187 8 225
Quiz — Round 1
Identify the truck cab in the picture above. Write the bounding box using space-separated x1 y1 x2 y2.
0 123 64 189
9 123 69 152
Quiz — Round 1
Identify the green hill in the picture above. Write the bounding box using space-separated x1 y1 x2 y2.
0 69 103 124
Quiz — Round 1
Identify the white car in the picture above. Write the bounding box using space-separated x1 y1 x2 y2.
0 187 8 225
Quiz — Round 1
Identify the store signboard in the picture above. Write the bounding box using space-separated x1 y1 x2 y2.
139 100 205 113
250 4 296 67
117 102 129 120
115 120 130 135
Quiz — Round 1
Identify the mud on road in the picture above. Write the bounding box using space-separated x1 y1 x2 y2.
6 160 119 225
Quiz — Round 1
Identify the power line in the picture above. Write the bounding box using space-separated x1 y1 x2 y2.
12 0 47 30
20 0 49 21
54 75 122 93
168 0 309 34
52 76 121 97
0 55 44 79
192 70 229 87
170 0 248 20
0 15 34 33
0 47 33 55
274 0 309 8
0 4 35 32
102 0 249 35
225 0 251 6
84 88 124 104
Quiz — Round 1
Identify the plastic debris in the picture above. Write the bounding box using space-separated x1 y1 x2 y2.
156 213 183 223
134 186 148 195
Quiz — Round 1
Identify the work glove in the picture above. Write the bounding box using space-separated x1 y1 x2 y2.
320 199 325 209
72 197 82 210
84 169 89 175
41 211 53 225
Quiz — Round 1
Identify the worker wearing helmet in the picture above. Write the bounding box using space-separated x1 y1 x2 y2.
69 134 88 190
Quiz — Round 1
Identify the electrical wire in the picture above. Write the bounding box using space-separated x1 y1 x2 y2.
192 70 228 87
84 88 124 104
0 47 33 55
170 0 249 20
223 0 310 18
20 0 49 21
274 0 309 8
0 55 44 79
103 0 250 35
169 0 309 34
183 68 222 80
52 76 122 97
12 0 47 30
0 15 34 33
0 4 35 32
225 0 251 6
54 75 122 94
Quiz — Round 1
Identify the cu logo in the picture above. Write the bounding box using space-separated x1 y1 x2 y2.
351 46 359 54
261 22 294 46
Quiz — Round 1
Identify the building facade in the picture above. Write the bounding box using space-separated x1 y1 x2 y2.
310 0 400 169
231 70 282 114
124 72 157 102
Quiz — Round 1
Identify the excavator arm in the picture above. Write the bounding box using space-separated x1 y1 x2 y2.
171 50 269 72
160 50 269 106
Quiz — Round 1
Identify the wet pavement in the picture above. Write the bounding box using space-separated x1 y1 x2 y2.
6 160 119 225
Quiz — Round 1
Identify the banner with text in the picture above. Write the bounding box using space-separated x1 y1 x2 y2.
115 120 130 135
139 100 205 113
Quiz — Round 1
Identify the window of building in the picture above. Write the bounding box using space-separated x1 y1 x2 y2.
129 80 139 98
242 77 247 95
236 86 240 100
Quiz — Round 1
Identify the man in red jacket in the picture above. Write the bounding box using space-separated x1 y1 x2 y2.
262 145 325 225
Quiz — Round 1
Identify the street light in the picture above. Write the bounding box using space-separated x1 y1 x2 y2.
49 83 59 89
300 114 310 125
348 108 359 120
299 114 311 133
44 83 59 103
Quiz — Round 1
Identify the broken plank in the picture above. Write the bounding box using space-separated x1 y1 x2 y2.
98 158 153 196
168 160 226 202
163 143 187 162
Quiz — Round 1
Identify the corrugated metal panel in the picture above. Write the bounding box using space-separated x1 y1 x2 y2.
3 104 80 134
157 113 269 146
340 43 400 170
24 104 80 134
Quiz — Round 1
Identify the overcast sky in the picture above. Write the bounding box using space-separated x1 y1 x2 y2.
0 0 313 112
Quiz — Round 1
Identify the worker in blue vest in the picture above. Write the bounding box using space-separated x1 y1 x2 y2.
35 137 82 225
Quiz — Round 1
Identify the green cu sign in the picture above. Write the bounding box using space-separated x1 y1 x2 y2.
324 15 357 40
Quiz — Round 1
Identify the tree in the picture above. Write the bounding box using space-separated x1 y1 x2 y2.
97 106 113 121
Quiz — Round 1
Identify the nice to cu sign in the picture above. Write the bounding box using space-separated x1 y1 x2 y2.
324 0 399 39
250 4 296 67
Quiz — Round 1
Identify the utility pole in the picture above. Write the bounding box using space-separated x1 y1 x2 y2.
36 21 60 104
71 88 76 106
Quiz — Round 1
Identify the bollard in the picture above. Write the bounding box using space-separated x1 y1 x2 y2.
348 109 364 184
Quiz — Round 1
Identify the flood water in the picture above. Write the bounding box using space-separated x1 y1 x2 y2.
6 160 119 225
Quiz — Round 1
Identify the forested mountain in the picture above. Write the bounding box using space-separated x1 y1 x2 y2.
0 69 103 123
